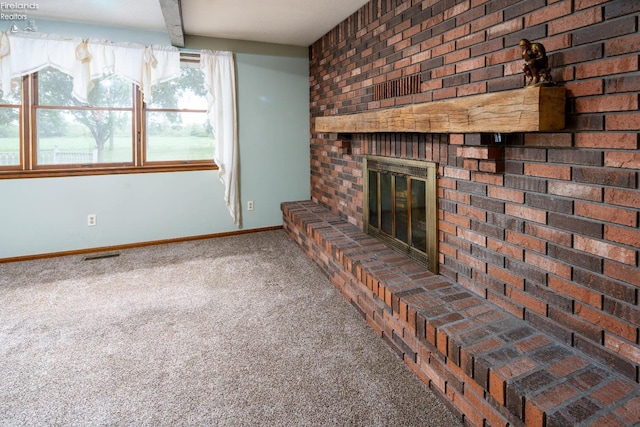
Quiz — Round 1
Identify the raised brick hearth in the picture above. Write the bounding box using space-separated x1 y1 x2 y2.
283 200 640 427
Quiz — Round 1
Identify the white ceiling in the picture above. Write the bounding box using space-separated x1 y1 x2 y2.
25 0 369 46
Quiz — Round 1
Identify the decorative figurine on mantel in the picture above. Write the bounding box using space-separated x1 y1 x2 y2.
519 39 552 86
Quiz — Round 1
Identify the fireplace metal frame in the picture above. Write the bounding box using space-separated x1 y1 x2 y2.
363 155 438 274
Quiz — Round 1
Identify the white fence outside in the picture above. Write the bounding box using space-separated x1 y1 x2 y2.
0 148 98 166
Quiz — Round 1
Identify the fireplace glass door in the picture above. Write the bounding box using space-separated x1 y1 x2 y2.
364 156 437 273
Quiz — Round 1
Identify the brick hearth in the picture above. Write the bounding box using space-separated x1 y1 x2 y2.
282 200 640 427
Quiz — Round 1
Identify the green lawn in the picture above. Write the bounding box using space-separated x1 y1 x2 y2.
0 135 215 163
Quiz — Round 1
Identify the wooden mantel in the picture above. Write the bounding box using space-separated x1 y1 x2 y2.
315 86 566 134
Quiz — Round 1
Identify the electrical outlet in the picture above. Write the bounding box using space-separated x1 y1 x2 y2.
247 201 254 211
87 214 97 226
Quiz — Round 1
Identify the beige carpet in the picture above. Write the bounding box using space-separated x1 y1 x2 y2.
0 230 462 426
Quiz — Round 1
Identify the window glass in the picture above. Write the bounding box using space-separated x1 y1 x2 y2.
146 111 213 161
36 110 133 164
36 67 134 165
146 63 214 162
38 68 133 108
0 79 22 166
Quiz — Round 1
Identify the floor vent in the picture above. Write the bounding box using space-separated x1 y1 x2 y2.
83 253 120 261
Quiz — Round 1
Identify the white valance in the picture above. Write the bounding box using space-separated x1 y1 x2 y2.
0 32 181 103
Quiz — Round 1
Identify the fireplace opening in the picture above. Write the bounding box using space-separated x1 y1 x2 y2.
363 155 438 273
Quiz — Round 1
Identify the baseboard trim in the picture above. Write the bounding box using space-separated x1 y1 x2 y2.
0 226 283 264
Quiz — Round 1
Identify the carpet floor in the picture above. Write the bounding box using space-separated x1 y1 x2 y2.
0 230 462 426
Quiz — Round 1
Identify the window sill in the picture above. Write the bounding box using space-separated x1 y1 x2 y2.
0 163 218 179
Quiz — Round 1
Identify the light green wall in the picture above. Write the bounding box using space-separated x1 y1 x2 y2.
0 21 310 259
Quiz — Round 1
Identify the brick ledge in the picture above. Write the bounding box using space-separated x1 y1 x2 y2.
282 200 640 427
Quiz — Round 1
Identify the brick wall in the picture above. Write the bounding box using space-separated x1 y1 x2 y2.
309 0 639 382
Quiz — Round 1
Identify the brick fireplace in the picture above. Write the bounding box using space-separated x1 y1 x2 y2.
285 1 639 426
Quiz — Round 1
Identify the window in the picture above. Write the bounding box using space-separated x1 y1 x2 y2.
144 55 212 163
0 54 216 177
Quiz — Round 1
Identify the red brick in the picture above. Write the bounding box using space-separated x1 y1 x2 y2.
457 146 500 159
575 0 610 9
486 46 521 66
488 186 524 203
575 302 637 342
606 112 640 130
575 132 638 149
457 204 487 222
524 223 572 247
606 33 640 56
547 354 590 377
443 24 470 44
446 387 484 427
525 252 571 279
604 334 640 366
443 190 469 206
487 239 524 262
490 19 524 40
565 79 604 97
614 396 640 425
464 383 511 427
576 94 639 113
456 31 485 49
604 188 640 209
525 382 580 427
604 224 640 248
604 260 640 287
605 151 640 169
506 231 546 253
587 413 628 427
505 204 547 224
548 275 602 308
470 11 502 33
548 181 603 202
443 47 470 65
523 133 573 147
575 235 636 265
575 201 638 227
458 250 487 272
506 286 547 315
490 357 538 405
445 212 471 229
471 170 503 185
590 378 638 407
525 0 572 28
548 7 602 35
492 289 526 317
523 163 571 180
576 56 639 79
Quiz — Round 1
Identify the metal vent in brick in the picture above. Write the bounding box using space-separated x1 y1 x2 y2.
373 74 421 101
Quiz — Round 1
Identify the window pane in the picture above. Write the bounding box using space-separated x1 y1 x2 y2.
0 106 20 165
36 110 133 164
1 77 22 104
147 66 207 110
146 111 214 161
38 67 133 108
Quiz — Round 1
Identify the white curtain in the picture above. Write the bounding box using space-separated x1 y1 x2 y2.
200 50 241 226
0 32 181 103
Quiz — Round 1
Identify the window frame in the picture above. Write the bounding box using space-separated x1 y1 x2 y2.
0 54 217 179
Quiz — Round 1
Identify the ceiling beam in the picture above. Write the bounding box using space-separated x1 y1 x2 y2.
159 0 185 47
